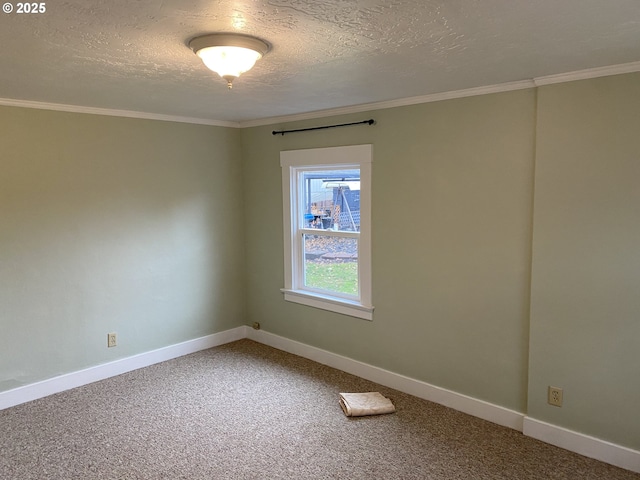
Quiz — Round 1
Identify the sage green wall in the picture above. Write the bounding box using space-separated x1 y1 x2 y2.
529 73 640 450
242 89 536 412
0 106 246 392
4 71 637 453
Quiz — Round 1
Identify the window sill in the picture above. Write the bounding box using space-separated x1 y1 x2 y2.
280 289 374 321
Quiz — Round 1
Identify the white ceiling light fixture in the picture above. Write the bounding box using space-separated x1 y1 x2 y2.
189 33 270 89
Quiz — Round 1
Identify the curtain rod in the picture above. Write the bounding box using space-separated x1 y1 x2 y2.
272 119 375 136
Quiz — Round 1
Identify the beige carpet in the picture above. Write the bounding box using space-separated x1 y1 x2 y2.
1 339 638 479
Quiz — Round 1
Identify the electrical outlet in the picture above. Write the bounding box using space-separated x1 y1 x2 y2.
548 386 563 407
107 333 117 348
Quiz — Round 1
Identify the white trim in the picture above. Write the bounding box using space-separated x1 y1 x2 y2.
2 61 639 128
0 326 248 410
0 97 240 128
241 61 640 127
241 80 536 128
533 61 640 86
248 329 640 472
280 144 373 168
280 145 373 320
281 289 374 320
523 417 640 474
3 325 639 473
247 329 523 430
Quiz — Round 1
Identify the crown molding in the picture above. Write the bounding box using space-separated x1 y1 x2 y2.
0 97 241 128
242 60 640 128
533 61 640 86
2 61 639 128
239 80 536 128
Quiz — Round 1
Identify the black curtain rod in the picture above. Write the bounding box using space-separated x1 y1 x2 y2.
272 119 375 136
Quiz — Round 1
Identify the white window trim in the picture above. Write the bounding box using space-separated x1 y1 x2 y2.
280 144 373 320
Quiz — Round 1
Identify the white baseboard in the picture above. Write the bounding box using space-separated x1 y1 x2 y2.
247 329 640 474
523 417 640 474
3 325 638 474
0 326 248 410
247 329 524 430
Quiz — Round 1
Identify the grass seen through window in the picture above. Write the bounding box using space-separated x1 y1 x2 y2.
304 261 358 296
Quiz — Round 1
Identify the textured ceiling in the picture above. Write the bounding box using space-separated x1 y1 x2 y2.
1 0 639 124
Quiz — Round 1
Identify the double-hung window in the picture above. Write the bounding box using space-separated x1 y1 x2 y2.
280 145 373 320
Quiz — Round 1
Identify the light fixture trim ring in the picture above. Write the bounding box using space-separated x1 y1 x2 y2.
189 33 271 57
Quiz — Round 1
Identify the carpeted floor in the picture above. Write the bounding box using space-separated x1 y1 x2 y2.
1 339 638 479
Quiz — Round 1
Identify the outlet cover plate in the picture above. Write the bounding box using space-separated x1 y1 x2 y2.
548 386 563 407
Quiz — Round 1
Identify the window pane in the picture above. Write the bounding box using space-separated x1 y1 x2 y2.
301 169 360 231
304 234 358 296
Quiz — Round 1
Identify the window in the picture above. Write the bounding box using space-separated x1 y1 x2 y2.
280 145 373 320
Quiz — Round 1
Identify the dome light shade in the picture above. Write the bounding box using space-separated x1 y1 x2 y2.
190 33 270 89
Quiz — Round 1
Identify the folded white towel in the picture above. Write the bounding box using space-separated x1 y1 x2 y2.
339 392 396 417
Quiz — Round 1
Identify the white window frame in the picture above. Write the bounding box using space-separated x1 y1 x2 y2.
280 144 373 320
